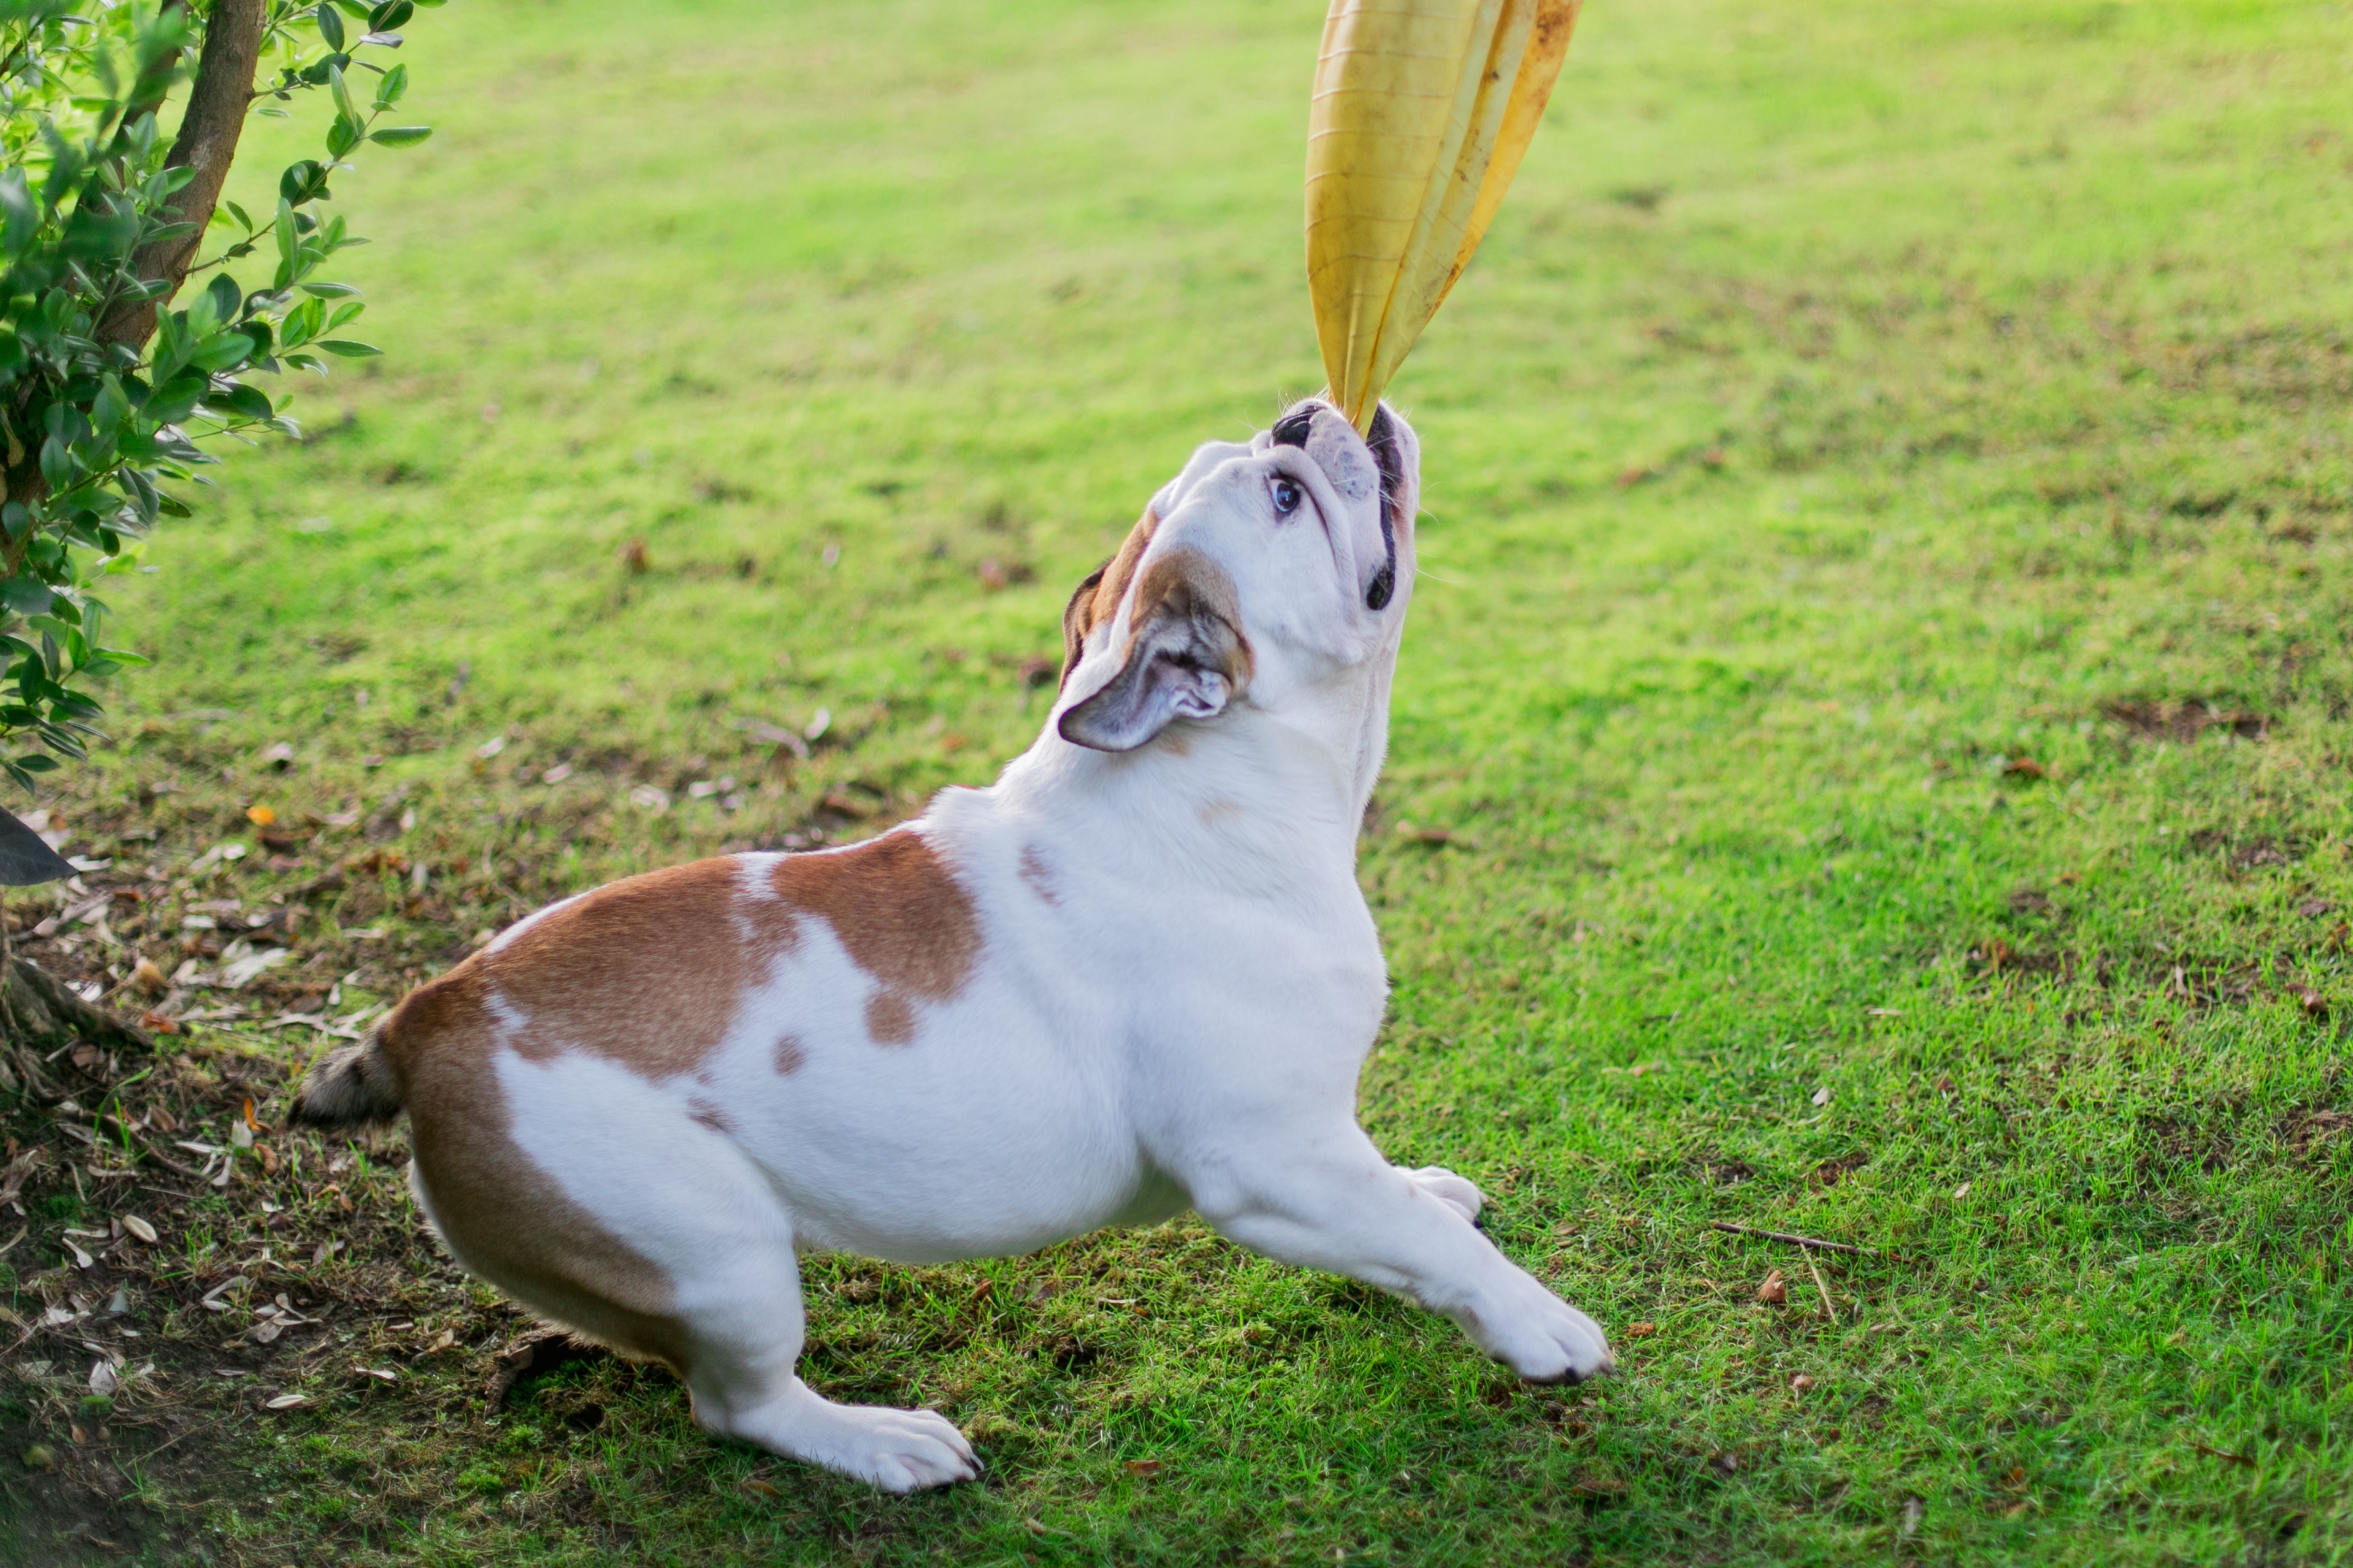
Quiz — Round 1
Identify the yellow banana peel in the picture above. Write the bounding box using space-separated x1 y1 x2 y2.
1306 0 1580 431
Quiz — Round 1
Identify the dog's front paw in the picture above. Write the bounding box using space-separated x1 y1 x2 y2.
1465 1274 1615 1385
1398 1165 1484 1225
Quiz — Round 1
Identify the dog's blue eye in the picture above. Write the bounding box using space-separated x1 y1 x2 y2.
1270 478 1302 516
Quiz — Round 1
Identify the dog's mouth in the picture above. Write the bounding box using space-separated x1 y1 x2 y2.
1272 401 1400 612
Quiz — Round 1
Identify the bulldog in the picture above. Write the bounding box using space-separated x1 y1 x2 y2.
292 398 1614 1492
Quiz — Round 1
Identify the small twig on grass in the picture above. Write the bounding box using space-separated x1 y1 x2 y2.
2190 1441 2256 1469
1709 1221 1894 1259
130 1136 206 1181
1799 1243 1837 1323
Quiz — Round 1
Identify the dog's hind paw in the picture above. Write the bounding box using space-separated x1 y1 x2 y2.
708 1384 981 1493
813 1405 981 1494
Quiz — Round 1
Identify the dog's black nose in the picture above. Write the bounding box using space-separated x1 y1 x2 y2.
1271 406 1316 449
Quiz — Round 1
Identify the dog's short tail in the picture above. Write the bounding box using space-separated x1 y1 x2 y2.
288 1022 404 1129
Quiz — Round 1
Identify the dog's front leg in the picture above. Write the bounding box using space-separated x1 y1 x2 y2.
1190 1135 1614 1384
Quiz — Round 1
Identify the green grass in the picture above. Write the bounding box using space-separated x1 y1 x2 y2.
4 0 2352 1560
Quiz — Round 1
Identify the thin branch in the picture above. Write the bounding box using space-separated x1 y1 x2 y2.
1798 1242 1838 1323
1709 1221 1896 1260
93 0 267 355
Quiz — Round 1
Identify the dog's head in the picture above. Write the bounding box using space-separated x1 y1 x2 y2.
1054 398 1419 754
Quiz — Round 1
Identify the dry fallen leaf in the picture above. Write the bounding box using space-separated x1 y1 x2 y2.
1124 1459 1165 1478
245 804 275 827
264 1393 307 1410
1624 1321 1657 1339
121 1214 156 1245
1952 1182 1971 1200
1756 1269 1788 1305
1810 1087 1832 1108
88 1359 117 1396
740 1477 783 1500
130 958 168 996
1789 1373 1814 1394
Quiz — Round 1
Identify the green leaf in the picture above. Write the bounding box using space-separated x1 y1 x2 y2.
374 62 409 107
0 579 53 615
92 376 131 433
368 126 432 149
222 198 254 233
329 63 357 122
300 281 363 299
280 160 330 206
316 3 346 51
190 332 254 373
327 114 362 160
274 199 299 278
370 0 416 28
205 272 241 326
217 384 275 422
316 340 383 357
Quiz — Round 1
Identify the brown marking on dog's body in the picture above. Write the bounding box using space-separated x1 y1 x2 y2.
371 831 982 1363
484 857 800 1080
772 1033 806 1075
1017 844 1059 906
772 831 979 1050
1198 798 1240 824
381 971 690 1369
865 992 916 1045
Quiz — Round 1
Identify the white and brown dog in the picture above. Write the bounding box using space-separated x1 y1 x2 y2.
292 398 1614 1492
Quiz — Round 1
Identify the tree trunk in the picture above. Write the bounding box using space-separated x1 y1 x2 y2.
92 0 270 354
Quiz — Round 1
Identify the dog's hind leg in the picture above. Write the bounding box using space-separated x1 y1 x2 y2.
562 1143 977 1494
423 1050 978 1493
666 1226 978 1493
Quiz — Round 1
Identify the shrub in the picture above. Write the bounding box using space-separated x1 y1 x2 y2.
0 0 437 792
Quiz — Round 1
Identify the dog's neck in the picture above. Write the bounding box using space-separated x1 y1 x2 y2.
988 657 1397 891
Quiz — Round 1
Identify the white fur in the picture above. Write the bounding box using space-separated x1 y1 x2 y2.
438 401 1612 1492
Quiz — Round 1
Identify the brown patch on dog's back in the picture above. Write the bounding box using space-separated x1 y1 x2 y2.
476 857 800 1080
772 830 979 1001
772 829 980 1048
865 992 916 1045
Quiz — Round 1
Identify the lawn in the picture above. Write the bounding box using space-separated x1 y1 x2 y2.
2 0 2350 1561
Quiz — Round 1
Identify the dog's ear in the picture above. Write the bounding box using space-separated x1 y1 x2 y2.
1057 560 1110 693
1059 548 1252 753
1057 505 1161 692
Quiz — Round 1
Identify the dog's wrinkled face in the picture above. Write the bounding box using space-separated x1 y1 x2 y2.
1055 400 1419 753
